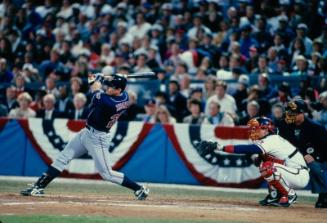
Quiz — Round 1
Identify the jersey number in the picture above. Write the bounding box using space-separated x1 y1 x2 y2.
106 113 122 129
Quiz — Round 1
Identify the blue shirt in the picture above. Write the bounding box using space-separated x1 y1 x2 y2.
87 90 129 132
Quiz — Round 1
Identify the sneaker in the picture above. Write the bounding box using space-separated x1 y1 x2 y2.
20 184 44 196
134 186 149 200
259 191 280 206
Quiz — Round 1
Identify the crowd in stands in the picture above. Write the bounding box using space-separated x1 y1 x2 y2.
0 0 326 129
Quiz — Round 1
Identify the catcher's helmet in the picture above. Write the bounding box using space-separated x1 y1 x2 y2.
247 117 275 140
103 74 127 91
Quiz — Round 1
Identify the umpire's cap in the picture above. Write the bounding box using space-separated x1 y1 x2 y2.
285 99 307 124
103 74 127 91
285 99 307 114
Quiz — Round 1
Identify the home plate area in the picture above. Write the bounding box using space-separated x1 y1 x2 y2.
0 192 326 223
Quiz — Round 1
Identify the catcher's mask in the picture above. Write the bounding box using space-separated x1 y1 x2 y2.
247 117 275 141
103 74 127 91
285 100 306 124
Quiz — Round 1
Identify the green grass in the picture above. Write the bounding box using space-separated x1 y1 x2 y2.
0 215 245 223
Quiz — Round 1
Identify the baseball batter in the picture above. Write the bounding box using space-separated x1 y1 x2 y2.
197 117 309 207
21 73 150 200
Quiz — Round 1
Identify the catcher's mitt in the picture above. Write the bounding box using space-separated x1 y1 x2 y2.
195 141 218 157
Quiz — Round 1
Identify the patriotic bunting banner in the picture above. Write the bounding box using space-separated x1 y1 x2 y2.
0 118 262 188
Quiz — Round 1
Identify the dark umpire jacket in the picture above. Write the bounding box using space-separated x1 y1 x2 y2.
276 118 327 162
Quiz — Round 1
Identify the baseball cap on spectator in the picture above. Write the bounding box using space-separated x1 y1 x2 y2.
145 99 156 107
190 87 203 95
240 24 252 32
142 2 152 9
100 5 113 16
297 23 308 31
23 63 37 73
238 74 249 86
161 3 172 10
116 2 127 10
149 45 158 52
117 21 127 28
151 24 163 32
278 82 290 94
278 15 288 23
134 49 148 58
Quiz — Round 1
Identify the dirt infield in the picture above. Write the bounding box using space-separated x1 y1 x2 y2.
1 192 326 223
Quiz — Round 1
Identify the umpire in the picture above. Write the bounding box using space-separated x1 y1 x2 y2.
276 99 327 208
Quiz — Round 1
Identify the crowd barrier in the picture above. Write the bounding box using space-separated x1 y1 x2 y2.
0 118 265 188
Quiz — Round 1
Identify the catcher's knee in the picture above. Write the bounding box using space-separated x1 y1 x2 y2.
260 161 277 179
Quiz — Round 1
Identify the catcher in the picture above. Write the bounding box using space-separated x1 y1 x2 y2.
196 117 309 207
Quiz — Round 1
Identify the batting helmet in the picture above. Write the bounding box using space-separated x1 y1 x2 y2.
103 74 127 91
247 117 275 140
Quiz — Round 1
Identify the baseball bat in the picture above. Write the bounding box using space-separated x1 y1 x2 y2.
104 72 156 79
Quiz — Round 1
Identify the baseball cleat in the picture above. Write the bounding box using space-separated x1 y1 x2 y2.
134 185 149 200
271 193 297 208
259 193 280 206
20 184 44 196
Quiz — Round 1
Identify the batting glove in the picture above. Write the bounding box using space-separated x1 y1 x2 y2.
88 73 104 85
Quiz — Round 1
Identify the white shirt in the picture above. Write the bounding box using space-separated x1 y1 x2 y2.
205 94 237 116
45 109 54 120
255 135 307 169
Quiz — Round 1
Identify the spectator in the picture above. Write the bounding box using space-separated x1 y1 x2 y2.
127 12 151 40
203 101 234 126
68 93 89 120
290 38 306 66
233 74 249 112
183 99 205 124
291 55 308 76
168 80 187 122
70 77 83 97
0 58 13 83
141 99 157 123
293 23 313 56
257 73 277 100
55 85 73 115
312 91 327 129
14 74 33 97
271 102 285 126
205 80 237 119
203 76 216 99
251 54 273 75
37 94 61 120
237 100 260 126
155 104 176 124
269 82 292 107
44 77 60 98
38 48 64 80
133 53 152 73
21 63 41 83
8 92 35 119
1 85 18 112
